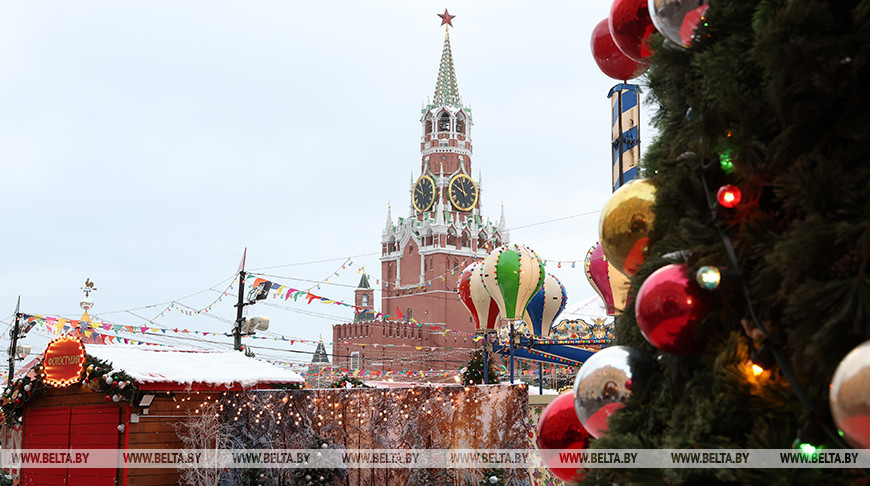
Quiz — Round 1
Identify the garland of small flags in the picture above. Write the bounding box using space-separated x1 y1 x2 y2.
353 252 604 292
22 312 485 348
147 275 238 323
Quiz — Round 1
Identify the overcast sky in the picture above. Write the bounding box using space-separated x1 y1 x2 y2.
0 1 652 370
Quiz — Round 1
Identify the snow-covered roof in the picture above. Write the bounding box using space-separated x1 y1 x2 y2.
86 346 304 388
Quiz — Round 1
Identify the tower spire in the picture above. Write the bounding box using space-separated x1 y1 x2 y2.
433 10 461 108
383 203 392 235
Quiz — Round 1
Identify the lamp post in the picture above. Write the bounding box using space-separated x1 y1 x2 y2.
232 251 270 351
6 297 20 387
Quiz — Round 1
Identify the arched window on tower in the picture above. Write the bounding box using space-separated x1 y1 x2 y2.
425 117 433 135
361 294 369 307
447 228 457 247
461 230 470 248
456 114 466 134
439 112 450 132
478 232 488 249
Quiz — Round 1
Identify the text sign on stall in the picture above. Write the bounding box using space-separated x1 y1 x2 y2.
43 335 85 387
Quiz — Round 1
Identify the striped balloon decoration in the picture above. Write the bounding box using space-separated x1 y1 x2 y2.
523 273 567 337
584 242 616 315
481 245 545 320
456 261 500 333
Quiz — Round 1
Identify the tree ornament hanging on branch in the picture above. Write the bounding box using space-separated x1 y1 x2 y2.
609 0 656 62
648 0 709 48
536 392 590 483
829 339 870 449
591 18 648 80
599 178 657 277
635 263 711 355
573 345 643 438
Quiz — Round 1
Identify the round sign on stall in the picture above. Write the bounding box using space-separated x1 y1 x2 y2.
43 335 86 387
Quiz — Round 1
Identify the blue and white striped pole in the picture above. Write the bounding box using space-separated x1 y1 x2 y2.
608 83 642 192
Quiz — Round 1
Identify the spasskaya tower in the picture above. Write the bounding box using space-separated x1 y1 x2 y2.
380 10 508 331
333 10 508 375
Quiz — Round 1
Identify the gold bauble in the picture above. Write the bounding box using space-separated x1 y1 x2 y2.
598 178 657 276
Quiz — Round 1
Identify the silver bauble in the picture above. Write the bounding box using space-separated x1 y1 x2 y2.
573 345 643 438
830 339 870 449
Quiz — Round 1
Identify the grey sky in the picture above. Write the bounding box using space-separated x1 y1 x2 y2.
0 1 651 370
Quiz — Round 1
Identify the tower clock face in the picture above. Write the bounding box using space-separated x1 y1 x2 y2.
413 175 436 212
448 174 478 211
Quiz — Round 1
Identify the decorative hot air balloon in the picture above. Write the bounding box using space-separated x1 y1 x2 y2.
523 273 567 337
584 242 616 315
457 261 500 333
481 245 545 321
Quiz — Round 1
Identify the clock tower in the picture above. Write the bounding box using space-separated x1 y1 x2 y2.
381 12 508 334
333 11 509 377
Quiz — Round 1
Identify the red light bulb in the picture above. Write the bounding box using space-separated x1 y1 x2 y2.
717 185 742 208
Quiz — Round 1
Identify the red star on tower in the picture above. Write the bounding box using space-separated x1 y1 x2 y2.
438 9 455 28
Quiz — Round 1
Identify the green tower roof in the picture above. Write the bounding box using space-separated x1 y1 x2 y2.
433 29 461 108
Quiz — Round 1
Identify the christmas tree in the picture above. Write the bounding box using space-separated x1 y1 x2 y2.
462 349 498 385
586 1 870 484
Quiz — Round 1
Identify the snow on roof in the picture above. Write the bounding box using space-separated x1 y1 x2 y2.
86 346 303 388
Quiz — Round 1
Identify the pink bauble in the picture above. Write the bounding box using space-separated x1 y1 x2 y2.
536 392 590 483
635 263 711 354
610 0 657 62
591 18 647 80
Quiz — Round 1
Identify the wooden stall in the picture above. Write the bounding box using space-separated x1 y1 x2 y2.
8 340 303 486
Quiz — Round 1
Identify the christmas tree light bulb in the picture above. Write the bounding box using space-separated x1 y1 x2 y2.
751 364 764 376
719 150 734 174
717 185 742 208
695 266 722 290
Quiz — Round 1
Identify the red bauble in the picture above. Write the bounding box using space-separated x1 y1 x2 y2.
591 18 647 80
609 0 657 62
635 263 711 354
536 392 590 483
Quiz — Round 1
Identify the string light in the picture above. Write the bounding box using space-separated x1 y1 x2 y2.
716 184 742 208
699 156 853 451
695 266 722 290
